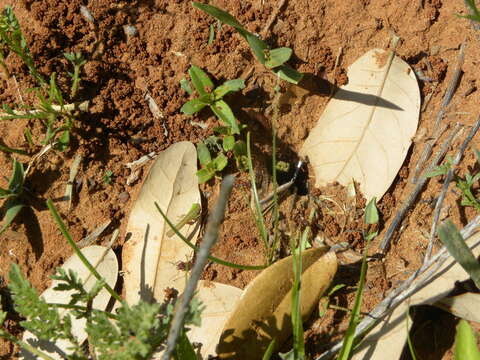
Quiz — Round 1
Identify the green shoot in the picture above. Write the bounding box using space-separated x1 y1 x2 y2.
103 169 114 185
405 307 418 360
181 65 244 134
196 141 228 183
454 320 480 360
0 6 46 85
192 2 303 84
338 198 379 360
0 158 25 235
438 220 480 289
318 284 347 317
64 52 87 99
155 201 267 271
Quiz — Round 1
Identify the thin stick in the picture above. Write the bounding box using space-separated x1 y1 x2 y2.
161 175 235 360
0 100 89 118
317 215 480 360
64 153 82 211
412 44 465 183
379 123 463 252
425 116 480 262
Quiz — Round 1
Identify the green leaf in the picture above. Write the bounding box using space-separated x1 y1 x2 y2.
438 220 480 289
222 135 235 151
208 23 215 45
265 47 292 68
262 338 276 360
212 153 228 171
454 320 480 360
213 126 231 135
189 65 214 96
196 168 215 183
0 187 11 198
0 142 27 155
8 159 24 194
274 65 304 84
213 79 245 99
192 2 246 35
245 33 268 64
181 98 207 115
196 142 212 166
210 100 239 134
0 198 24 236
364 197 379 224
180 77 193 95
174 330 197 360
56 130 70 152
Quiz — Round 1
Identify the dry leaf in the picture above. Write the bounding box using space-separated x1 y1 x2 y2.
123 141 201 304
352 231 480 360
21 245 118 360
217 247 337 359
435 292 480 323
300 48 420 201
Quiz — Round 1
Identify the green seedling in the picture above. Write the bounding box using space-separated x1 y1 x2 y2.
213 126 248 170
0 199 203 359
192 2 303 84
318 284 347 317
196 141 228 183
103 169 114 185
460 0 480 23
0 158 25 235
181 65 244 134
64 52 87 98
166 203 201 237
426 151 480 212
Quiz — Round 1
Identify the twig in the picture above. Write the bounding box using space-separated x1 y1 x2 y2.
0 100 89 118
64 153 82 211
161 175 235 360
317 215 480 360
379 123 463 252
76 220 112 249
425 116 480 262
412 44 465 183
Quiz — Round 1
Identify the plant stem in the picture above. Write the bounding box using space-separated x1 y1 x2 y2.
0 330 54 360
47 199 122 303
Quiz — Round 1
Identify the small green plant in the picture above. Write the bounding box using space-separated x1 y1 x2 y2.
192 2 303 84
0 158 25 235
103 169 114 185
181 65 244 134
0 6 88 152
460 0 480 23
196 140 228 183
426 150 480 212
0 200 204 359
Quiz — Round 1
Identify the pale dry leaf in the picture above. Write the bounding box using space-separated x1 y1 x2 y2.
21 245 118 360
300 48 420 201
217 247 337 359
435 292 480 323
123 141 201 304
352 231 480 360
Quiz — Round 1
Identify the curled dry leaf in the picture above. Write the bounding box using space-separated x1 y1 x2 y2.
300 48 420 201
352 231 480 360
21 245 118 360
123 141 201 304
217 247 337 359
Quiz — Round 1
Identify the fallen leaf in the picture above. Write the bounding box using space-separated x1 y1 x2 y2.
352 231 480 360
21 245 118 360
300 48 420 201
217 247 337 359
123 141 201 304
436 293 480 323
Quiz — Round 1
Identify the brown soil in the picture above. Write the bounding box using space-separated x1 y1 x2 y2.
1 0 480 359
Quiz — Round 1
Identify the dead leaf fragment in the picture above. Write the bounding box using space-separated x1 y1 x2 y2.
435 292 480 323
123 141 201 304
21 245 118 360
352 231 480 360
217 247 337 359
301 48 420 201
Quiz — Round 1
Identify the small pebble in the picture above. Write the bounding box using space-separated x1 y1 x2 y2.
123 25 138 38
118 191 130 203
80 6 95 24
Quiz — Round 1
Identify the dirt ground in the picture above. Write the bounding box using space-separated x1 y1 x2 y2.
1 0 480 358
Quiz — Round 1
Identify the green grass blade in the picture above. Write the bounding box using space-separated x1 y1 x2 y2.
262 338 276 360
438 220 480 289
291 231 307 360
265 47 292 68
246 132 270 264
454 320 480 360
210 100 240 134
189 65 213 96
0 142 27 155
192 2 246 35
155 202 267 271
8 159 24 194
0 198 23 236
